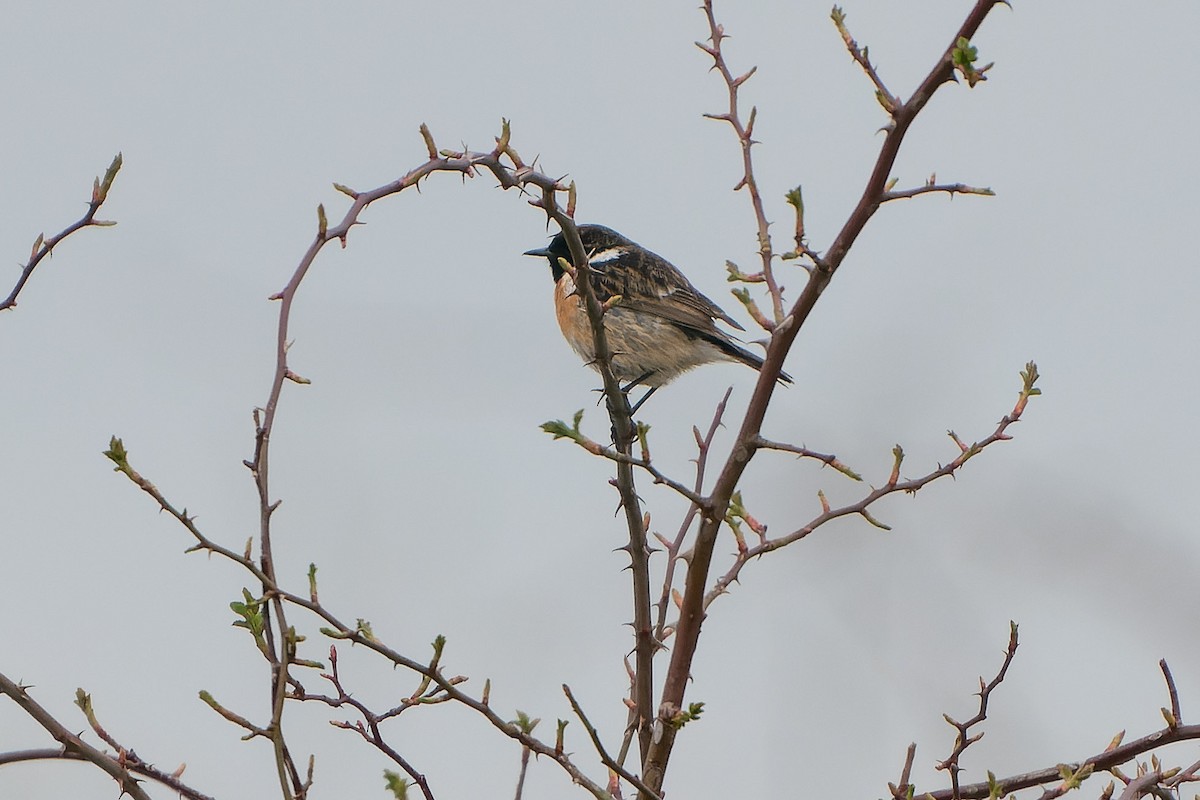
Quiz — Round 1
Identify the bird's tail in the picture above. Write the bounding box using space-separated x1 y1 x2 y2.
718 339 793 384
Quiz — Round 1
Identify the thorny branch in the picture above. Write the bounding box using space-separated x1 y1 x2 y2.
936 622 1020 799
564 684 661 800
882 179 995 202
642 1 1011 793
931 721 1200 800
887 643 1200 800
652 389 733 644
100 122 625 800
0 671 210 800
528 173 657 766
106 431 619 798
244 122 636 800
2 153 123 312
698 363 1039 612
6 4 1082 800
300 646 435 800
697 1 784 326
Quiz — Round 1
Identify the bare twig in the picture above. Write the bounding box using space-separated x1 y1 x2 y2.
106 431 615 800
1165 757 1200 788
652 388 733 643
888 742 918 800
1160 659 1182 727
901 658 1200 800
564 684 661 800
750 435 863 481
0 671 211 800
697 0 784 324
696 363 1037 615
831 6 899 112
2 153 123 312
533 195 657 763
926 722 1200 800
936 623 1020 799
513 744 532 800
644 3 1009 792
234 121 621 800
882 181 995 202
1116 770 1163 800
298 647 437 800
542 420 711 508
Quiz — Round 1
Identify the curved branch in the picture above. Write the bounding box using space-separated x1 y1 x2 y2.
0 671 211 800
108 407 616 800
2 153 123 312
644 2 1010 792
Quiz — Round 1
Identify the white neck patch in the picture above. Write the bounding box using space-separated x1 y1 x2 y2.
588 246 630 267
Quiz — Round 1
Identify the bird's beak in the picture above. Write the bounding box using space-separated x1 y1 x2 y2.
523 247 552 258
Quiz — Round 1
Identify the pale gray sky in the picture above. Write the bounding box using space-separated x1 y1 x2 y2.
2 2 1198 799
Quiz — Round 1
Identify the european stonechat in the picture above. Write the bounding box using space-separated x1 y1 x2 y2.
525 225 791 407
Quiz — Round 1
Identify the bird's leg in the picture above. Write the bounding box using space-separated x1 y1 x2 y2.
599 372 657 446
621 372 654 394
627 386 657 416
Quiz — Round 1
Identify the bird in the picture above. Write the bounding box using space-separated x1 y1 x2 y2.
524 224 791 411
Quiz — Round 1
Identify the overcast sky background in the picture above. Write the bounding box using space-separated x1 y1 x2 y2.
3 2 1198 799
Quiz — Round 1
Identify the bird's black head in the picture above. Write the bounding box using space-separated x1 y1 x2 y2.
523 225 632 282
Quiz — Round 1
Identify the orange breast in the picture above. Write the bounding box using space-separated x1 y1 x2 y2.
554 274 594 358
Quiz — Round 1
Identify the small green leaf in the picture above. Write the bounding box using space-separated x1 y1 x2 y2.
785 185 804 213
986 771 1002 800
103 436 129 469
383 769 410 800
511 710 540 734
541 410 586 442
670 701 706 729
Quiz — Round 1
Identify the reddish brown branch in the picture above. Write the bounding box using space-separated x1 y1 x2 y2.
750 435 863 481
936 623 1020 799
889 742 918 800
101 126 614 799
108 407 614 799
531 197 657 764
882 181 995 202
912 653 1200 800
697 371 1034 608
697 0 784 325
652 388 733 643
832 7 899 112
299 649 436 800
643 3 1009 792
1161 659 1182 726
927 723 1200 800
564 684 662 800
0 671 210 800
238 124 587 799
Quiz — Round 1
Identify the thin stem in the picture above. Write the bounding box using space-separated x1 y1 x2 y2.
697 1 784 324
564 684 661 800
0 672 172 800
643 2 1008 792
2 153 123 312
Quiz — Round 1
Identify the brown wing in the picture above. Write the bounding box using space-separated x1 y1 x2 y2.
587 244 746 335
